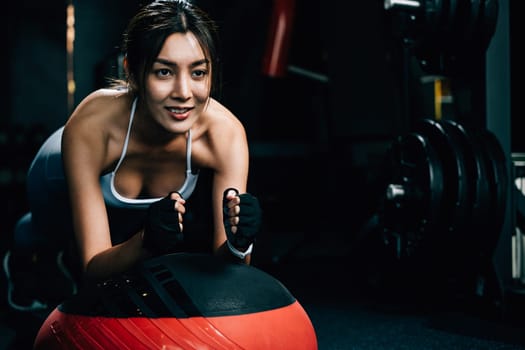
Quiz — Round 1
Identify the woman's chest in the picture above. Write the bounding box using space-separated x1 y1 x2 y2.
112 150 189 199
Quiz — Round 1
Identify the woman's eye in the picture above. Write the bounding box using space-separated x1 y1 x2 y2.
192 70 207 78
156 68 171 77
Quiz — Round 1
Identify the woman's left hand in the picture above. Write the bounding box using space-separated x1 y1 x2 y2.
223 188 262 257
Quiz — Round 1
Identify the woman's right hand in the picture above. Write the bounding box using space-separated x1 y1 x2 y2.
142 192 186 255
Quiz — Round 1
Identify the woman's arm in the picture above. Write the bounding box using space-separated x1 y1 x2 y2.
62 93 149 282
204 104 253 263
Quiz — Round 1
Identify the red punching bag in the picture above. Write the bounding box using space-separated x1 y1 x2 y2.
261 0 296 78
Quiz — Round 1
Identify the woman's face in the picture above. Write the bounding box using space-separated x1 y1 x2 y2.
144 32 211 134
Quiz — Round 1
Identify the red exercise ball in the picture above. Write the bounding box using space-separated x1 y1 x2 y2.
34 253 318 349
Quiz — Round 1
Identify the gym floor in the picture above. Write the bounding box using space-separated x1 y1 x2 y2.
1 233 525 350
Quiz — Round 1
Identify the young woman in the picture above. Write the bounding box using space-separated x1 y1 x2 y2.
4 0 261 312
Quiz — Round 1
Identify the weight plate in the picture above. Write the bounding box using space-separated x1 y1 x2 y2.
476 129 508 257
472 0 499 52
451 0 471 43
381 132 444 250
436 120 472 232
463 0 482 42
441 121 490 235
415 119 468 235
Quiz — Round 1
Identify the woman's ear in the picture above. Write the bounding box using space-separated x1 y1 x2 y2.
122 55 130 78
122 55 137 92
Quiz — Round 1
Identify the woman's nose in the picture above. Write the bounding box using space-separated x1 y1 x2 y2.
171 74 191 100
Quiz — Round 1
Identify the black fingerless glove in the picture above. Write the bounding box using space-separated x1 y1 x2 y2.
143 192 184 255
223 188 262 257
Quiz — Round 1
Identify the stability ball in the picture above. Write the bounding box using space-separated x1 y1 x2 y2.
33 253 318 349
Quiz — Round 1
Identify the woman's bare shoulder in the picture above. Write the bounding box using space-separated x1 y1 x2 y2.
63 89 132 148
62 89 133 169
66 90 131 127
192 99 248 168
204 99 245 135
74 89 130 115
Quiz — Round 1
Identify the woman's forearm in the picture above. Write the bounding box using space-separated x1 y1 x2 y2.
84 231 149 282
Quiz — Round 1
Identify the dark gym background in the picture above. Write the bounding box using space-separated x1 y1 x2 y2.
1 0 524 349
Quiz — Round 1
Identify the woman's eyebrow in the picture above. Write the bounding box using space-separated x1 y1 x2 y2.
154 58 209 68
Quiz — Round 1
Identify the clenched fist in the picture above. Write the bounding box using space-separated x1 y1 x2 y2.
223 188 262 258
142 192 186 255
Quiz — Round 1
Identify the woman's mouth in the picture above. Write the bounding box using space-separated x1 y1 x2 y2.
167 107 191 120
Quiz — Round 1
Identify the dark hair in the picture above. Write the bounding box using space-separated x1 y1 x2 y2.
119 0 221 100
